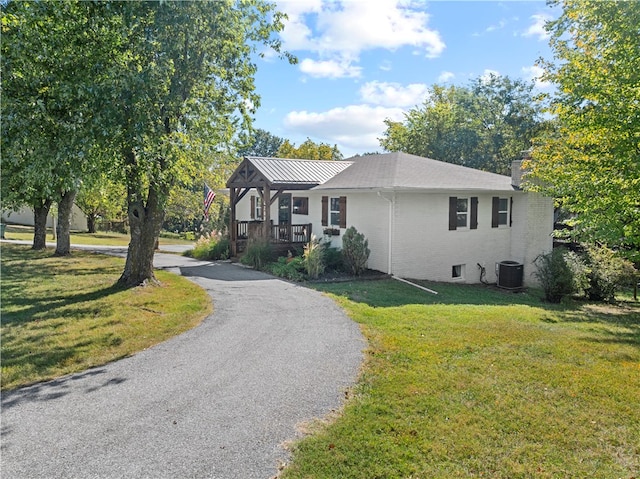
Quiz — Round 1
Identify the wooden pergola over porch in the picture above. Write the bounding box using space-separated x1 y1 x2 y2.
225 156 351 256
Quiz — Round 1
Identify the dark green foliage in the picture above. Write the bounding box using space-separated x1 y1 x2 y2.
268 256 305 281
533 248 576 303
323 247 346 273
341 227 370 276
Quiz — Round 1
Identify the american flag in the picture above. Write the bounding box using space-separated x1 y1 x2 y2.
203 183 216 220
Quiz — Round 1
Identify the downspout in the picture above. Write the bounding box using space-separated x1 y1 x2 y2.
377 190 394 275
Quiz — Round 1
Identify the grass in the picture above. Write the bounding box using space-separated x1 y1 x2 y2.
1 224 194 247
0 243 212 390
281 279 640 479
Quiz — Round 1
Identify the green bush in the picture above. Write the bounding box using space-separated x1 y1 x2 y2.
341 226 370 276
186 232 230 260
323 247 346 273
268 256 305 281
304 235 325 279
533 247 576 303
583 245 636 302
241 239 273 270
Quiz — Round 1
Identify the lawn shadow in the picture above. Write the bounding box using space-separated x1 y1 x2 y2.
310 278 640 347
1 283 125 326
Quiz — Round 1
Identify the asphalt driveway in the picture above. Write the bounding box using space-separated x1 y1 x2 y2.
1 253 364 478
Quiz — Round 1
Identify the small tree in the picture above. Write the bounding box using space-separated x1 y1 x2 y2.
342 227 370 276
533 248 576 303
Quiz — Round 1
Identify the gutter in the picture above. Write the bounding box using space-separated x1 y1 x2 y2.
377 190 395 275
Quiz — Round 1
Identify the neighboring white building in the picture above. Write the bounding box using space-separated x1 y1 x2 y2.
227 152 554 287
1 204 87 231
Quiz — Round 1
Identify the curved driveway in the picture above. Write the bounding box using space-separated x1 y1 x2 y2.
1 253 364 478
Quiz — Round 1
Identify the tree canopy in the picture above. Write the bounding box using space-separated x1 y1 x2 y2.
527 0 640 260
277 137 343 161
237 128 285 158
379 75 544 175
2 1 293 284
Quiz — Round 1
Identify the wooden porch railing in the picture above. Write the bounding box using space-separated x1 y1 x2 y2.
232 221 312 255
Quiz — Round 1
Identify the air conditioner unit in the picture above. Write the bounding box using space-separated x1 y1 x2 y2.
496 261 524 289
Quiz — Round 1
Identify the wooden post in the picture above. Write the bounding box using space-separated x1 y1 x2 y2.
230 187 237 257
263 184 271 241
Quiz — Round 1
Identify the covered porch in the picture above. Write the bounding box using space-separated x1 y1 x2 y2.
226 156 351 257
232 221 312 255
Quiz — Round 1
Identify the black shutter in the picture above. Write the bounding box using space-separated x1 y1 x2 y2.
491 196 500 228
339 196 347 228
470 197 478 230
449 197 457 230
510 197 513 227
250 196 255 219
321 196 328 226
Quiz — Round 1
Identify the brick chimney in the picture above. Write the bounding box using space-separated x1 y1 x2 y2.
511 150 531 189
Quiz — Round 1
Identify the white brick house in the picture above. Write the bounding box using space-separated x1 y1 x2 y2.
227 152 554 286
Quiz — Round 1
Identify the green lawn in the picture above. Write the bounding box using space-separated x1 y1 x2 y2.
282 279 640 479
0 243 211 390
1 224 194 247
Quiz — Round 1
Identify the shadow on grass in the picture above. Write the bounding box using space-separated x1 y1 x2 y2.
310 278 640 347
1 283 125 326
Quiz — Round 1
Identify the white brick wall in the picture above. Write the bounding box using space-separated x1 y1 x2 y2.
234 188 553 286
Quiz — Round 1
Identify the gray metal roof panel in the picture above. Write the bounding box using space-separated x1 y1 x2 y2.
246 157 353 185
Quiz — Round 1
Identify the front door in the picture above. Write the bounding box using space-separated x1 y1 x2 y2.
278 194 291 225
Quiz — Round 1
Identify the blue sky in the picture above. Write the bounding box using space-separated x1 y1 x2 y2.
250 0 558 158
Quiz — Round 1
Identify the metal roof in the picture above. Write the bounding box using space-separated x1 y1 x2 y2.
246 157 353 186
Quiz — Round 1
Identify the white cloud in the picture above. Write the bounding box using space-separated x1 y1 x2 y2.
522 64 552 90
438 71 455 83
284 104 406 152
277 0 445 79
359 81 429 108
299 58 362 79
523 14 552 41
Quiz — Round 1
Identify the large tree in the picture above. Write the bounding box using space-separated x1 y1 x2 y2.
237 128 285 158
277 137 343 161
380 75 544 175
1 1 115 253
527 0 640 260
92 1 292 286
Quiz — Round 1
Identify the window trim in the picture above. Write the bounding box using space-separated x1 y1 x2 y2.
492 196 511 228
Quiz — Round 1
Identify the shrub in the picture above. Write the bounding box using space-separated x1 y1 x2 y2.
241 239 273 270
186 232 230 260
304 235 325 279
583 245 636 302
533 247 576 303
342 226 370 276
268 256 305 281
323 246 346 273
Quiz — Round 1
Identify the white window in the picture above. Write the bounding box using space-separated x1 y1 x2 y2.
498 198 509 226
452 264 465 279
330 197 341 225
255 196 263 220
456 198 468 228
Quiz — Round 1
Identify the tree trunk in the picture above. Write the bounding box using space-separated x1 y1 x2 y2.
55 190 77 256
118 184 164 287
32 199 53 250
87 214 97 234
